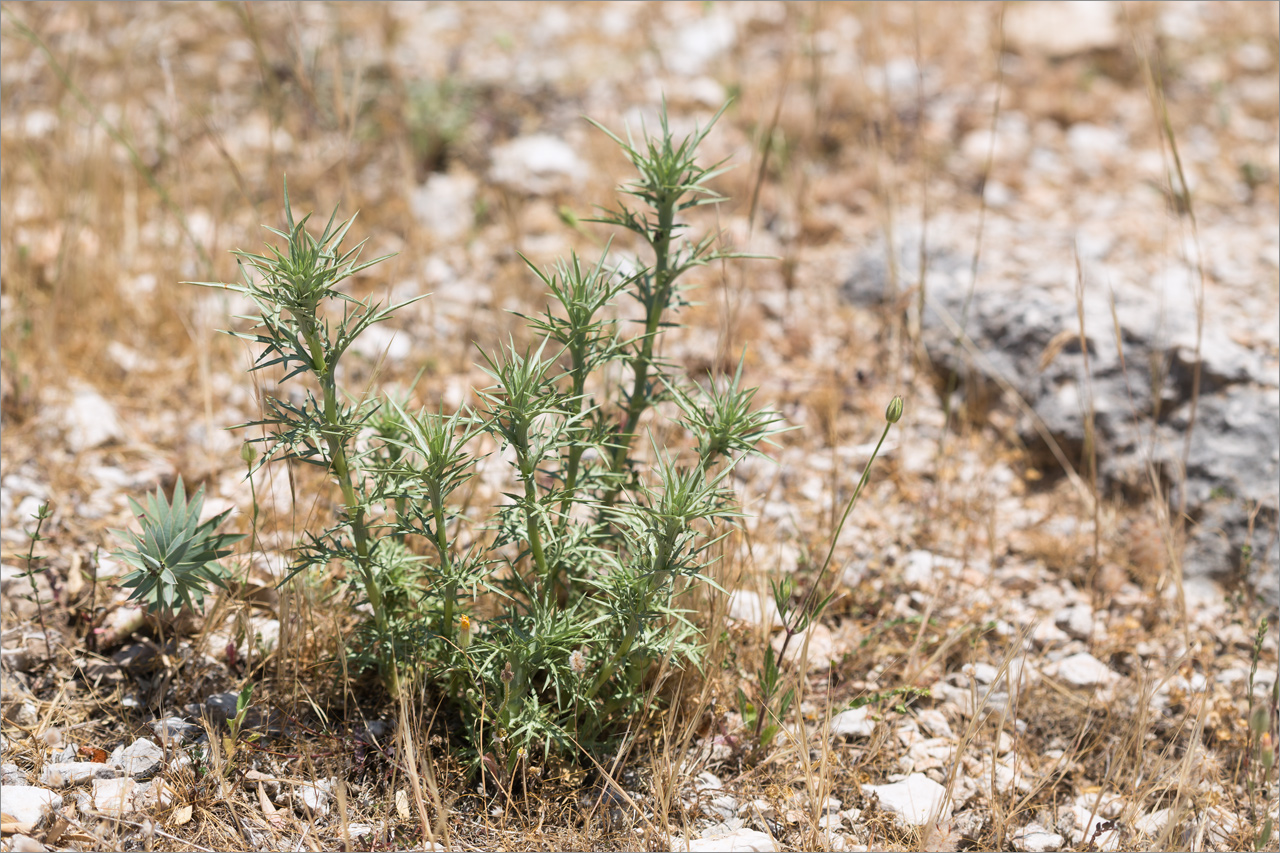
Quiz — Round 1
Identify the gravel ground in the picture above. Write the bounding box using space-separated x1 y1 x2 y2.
2 3 1277 851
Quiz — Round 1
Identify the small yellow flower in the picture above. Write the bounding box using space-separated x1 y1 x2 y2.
458 614 472 650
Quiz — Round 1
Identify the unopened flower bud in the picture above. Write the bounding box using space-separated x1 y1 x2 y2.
240 441 258 465
458 614 472 651
885 395 904 424
1262 732 1275 769
501 661 514 684
1250 703 1269 735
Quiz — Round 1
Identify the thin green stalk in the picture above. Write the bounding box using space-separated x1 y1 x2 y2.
758 397 902 741
603 202 676 511
513 423 552 606
556 345 591 531
301 321 398 693
429 481 457 640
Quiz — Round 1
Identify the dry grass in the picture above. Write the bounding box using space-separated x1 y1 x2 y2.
2 2 1278 852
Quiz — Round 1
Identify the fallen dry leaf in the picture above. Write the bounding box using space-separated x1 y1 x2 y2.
396 789 410 820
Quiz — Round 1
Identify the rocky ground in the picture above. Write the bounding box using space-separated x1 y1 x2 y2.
1 2 1278 851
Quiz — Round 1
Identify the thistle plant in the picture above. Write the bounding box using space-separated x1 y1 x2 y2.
192 182 424 693
186 102 793 771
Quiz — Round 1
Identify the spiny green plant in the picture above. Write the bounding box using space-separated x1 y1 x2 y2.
176 102 796 772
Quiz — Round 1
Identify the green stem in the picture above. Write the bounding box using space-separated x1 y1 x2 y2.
514 424 551 605
430 482 456 641
302 322 399 695
757 418 896 740
587 618 638 701
556 345 590 531
601 199 676 511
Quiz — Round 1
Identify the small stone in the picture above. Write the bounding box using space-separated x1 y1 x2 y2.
0 785 62 832
90 776 137 817
694 771 722 791
680 827 779 853
1055 604 1094 640
707 795 739 821
1132 807 1170 838
663 13 736 77
489 135 587 196
0 647 32 673
915 709 954 739
294 778 334 816
133 777 176 810
411 171 478 241
740 798 776 820
1052 653 1117 689
1011 822 1065 853
1059 804 1122 850
7 835 47 853
201 691 240 721
150 717 203 745
728 590 784 628
901 550 962 588
113 738 164 780
770 622 842 672
1032 620 1071 648
862 773 951 826
39 762 117 788
830 706 875 740
1004 0 1120 58
61 384 125 451
2 763 27 785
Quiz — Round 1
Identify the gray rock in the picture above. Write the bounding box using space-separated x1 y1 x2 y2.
1052 652 1117 689
89 776 136 817
2 763 27 785
1012 822 1066 852
112 738 164 780
411 172 478 241
39 762 118 788
294 778 334 816
841 230 1279 608
727 589 784 628
489 135 587 196
862 773 951 826
680 827 779 853
192 691 271 733
706 794 739 821
6 833 47 853
664 13 736 77
149 717 203 745
831 706 875 740
0 785 63 832
1055 604 1094 640
694 770 722 791
1004 1 1121 58
61 384 125 451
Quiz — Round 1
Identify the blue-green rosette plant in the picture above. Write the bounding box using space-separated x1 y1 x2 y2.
110 475 245 617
